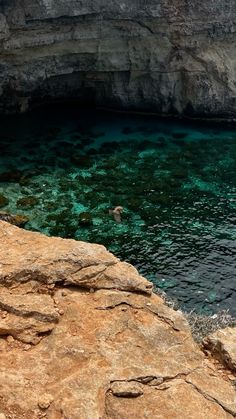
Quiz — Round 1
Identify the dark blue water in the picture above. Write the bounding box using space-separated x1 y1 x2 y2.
0 106 236 315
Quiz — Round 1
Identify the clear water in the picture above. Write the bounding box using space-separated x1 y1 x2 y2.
0 106 236 315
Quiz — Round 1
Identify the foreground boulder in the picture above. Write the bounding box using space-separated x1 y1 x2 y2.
0 221 235 418
203 327 236 372
0 221 152 294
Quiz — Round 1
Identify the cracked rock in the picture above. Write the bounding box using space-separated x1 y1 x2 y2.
0 221 152 294
203 327 236 372
0 222 235 418
0 289 59 344
111 381 143 398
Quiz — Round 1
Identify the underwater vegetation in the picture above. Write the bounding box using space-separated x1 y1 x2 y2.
0 107 235 315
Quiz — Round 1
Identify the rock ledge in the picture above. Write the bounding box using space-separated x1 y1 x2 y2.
0 221 235 418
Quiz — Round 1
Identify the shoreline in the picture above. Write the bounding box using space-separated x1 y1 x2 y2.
1 99 236 127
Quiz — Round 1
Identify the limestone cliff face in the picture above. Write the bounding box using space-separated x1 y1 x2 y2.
0 1 236 117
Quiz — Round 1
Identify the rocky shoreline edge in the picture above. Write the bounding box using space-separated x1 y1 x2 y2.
2 102 236 128
0 220 235 418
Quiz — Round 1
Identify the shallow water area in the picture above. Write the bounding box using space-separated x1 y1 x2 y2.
0 106 236 315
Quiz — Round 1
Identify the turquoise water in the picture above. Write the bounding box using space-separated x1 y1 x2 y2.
0 106 236 315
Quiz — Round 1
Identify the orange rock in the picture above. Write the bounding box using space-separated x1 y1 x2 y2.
203 327 236 372
0 221 151 294
0 221 235 418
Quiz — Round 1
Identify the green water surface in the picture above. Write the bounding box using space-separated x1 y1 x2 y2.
0 106 235 315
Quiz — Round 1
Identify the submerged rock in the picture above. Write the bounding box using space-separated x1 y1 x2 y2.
172 132 188 140
0 221 235 418
78 211 93 226
17 196 39 209
0 170 23 183
70 154 92 168
0 212 29 227
122 127 134 135
0 194 9 208
172 168 189 180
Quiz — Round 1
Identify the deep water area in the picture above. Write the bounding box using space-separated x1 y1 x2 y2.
0 106 236 315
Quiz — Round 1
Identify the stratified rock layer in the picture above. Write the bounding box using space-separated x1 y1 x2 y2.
0 221 235 418
0 1 236 117
0 221 152 294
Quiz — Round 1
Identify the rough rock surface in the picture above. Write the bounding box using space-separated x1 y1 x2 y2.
0 1 236 117
0 221 152 294
203 327 236 373
0 221 235 418
0 211 29 227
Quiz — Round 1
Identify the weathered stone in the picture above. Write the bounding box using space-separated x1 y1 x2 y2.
0 221 235 418
0 211 29 227
110 381 143 398
0 170 23 183
203 327 236 372
104 379 233 419
16 196 38 209
0 195 9 208
71 155 92 168
0 289 59 344
0 13 9 41
38 394 54 410
0 221 152 294
78 211 93 227
0 2 236 118
186 368 236 416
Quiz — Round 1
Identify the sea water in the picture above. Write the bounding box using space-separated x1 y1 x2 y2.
0 106 235 315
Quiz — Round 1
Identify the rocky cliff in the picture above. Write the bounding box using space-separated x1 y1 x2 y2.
0 220 235 418
0 1 236 117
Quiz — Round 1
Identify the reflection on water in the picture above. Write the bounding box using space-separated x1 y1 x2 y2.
0 106 236 314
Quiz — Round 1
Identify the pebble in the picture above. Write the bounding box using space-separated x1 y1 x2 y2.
0 341 6 351
38 394 54 410
149 377 164 386
23 344 31 351
6 335 14 344
47 279 54 285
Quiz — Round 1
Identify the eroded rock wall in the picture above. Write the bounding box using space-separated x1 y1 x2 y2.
0 0 236 116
